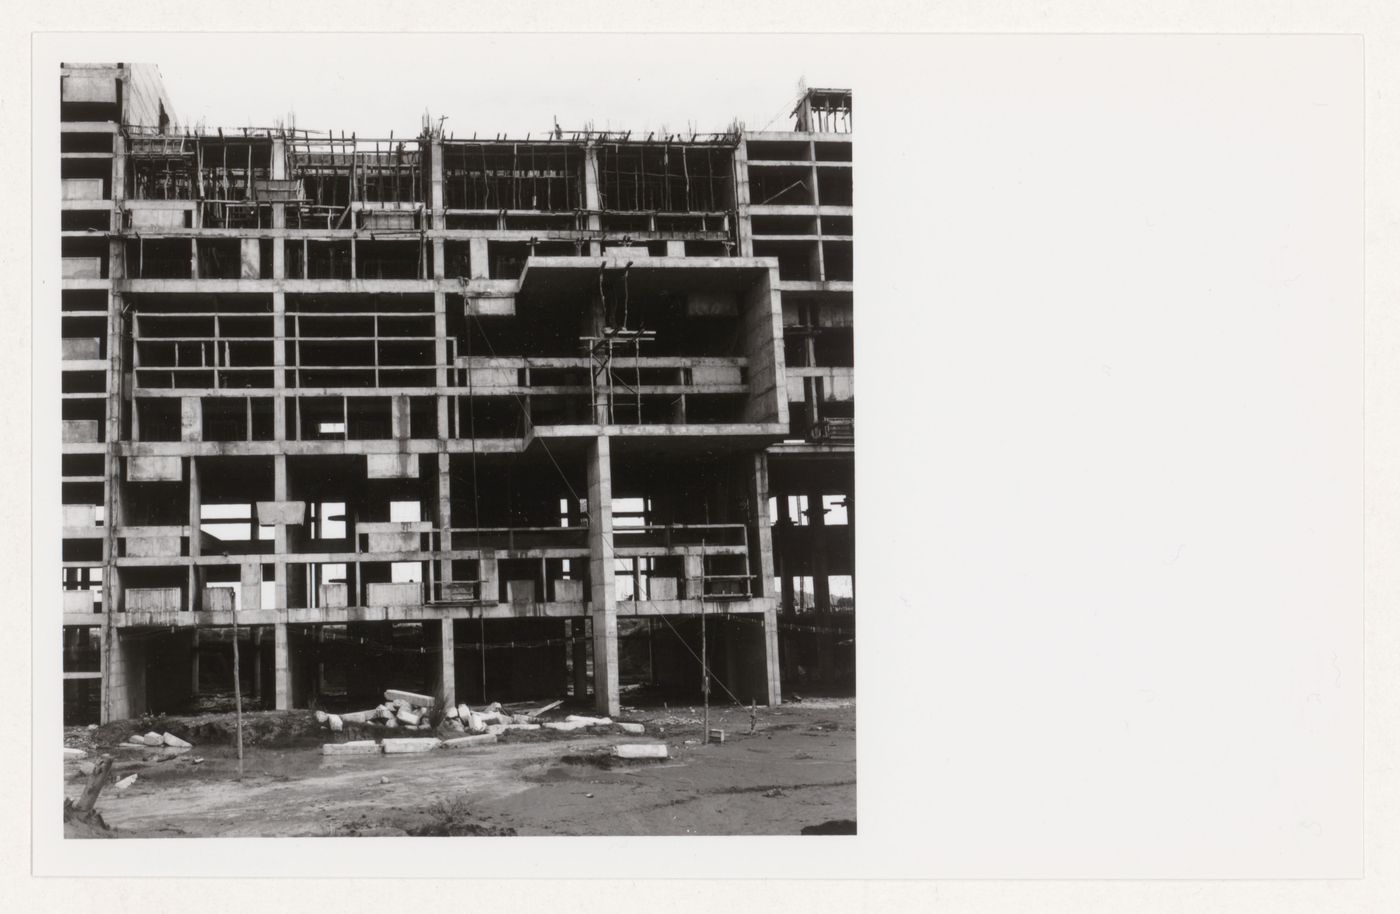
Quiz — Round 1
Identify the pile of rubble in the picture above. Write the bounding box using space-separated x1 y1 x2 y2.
317 691 653 756
121 731 193 750
313 689 557 737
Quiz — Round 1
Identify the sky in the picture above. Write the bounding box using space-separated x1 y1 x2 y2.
143 34 855 139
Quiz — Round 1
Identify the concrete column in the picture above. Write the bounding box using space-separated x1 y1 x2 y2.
270 137 287 231
439 618 456 706
240 562 263 612
749 454 776 597
429 136 444 229
808 489 833 683
273 454 288 609
749 454 781 705
434 289 449 429
437 456 452 595
583 143 602 256
587 435 619 716
252 628 263 701
190 629 201 695
189 453 203 551
776 488 794 614
468 238 490 279
571 617 588 699
272 290 287 444
274 621 291 709
733 137 754 257
104 631 146 722
763 608 782 706
684 553 706 601
479 556 500 604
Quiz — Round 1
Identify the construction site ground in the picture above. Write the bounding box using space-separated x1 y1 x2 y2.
62 698 855 837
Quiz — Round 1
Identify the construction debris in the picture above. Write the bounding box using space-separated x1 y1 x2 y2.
162 733 192 749
382 737 442 754
321 740 383 756
529 700 564 718
113 773 139 791
384 689 435 707
63 748 86 760
614 743 668 760
617 723 645 735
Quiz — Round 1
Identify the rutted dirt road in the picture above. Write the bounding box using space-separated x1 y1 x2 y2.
64 700 855 837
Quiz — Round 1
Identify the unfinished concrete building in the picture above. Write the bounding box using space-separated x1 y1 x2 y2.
59 63 854 724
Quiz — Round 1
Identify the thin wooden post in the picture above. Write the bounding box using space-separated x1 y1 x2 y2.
232 622 244 779
701 535 709 743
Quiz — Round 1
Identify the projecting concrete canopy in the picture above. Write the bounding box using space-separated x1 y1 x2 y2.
516 256 777 308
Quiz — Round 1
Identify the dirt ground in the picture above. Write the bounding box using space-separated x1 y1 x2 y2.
62 699 855 838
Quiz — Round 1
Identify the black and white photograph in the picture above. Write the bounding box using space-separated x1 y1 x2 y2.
55 54 855 839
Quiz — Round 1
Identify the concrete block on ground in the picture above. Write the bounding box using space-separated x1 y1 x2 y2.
443 734 498 749
385 689 435 707
315 710 329 724
617 722 645 734
503 723 540 731
321 741 383 756
466 713 486 733
328 715 343 732
339 710 376 725
63 748 86 760
395 707 421 726
383 718 399 729
382 737 441 754
614 743 669 759
544 721 589 731
162 733 192 749
565 715 613 726
456 703 471 720
127 735 145 745
485 723 506 736
141 732 164 747
113 774 138 791
444 704 460 719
